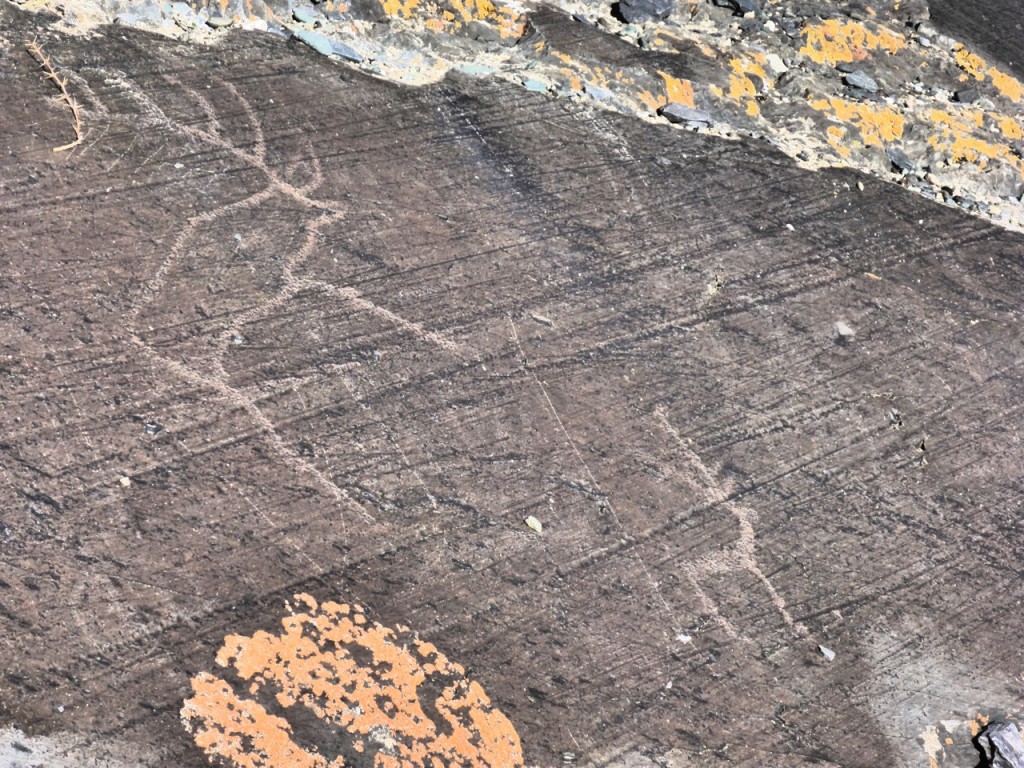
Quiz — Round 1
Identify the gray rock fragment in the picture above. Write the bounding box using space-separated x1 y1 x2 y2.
833 321 855 340
660 102 712 125
292 6 320 24
978 723 1024 768
843 69 878 93
292 28 334 56
711 0 758 14
954 87 980 103
206 14 232 27
617 0 674 23
886 147 915 174
331 40 363 62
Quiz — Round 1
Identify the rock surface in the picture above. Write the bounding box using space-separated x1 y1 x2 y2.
1 0 1024 767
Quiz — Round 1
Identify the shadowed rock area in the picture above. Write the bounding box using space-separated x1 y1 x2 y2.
1 1 1023 766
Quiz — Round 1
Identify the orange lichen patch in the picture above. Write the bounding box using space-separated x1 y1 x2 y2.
445 0 528 40
987 67 1024 103
722 56 767 117
182 594 525 768
996 114 1024 140
550 50 620 99
560 68 583 92
953 44 987 81
186 674 335 768
800 19 906 65
636 89 661 111
381 0 527 40
809 96 905 147
659 71 695 108
381 0 421 19
826 124 851 157
952 45 1024 102
927 108 1023 172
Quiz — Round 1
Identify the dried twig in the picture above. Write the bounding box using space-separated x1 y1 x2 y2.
24 38 83 153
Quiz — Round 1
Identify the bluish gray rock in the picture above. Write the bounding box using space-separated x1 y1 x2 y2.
844 70 879 93
331 40 363 62
617 0 674 23
292 27 334 56
292 6 320 24
977 723 1024 768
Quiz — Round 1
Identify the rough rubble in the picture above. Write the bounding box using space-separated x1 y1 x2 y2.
13 0 1024 232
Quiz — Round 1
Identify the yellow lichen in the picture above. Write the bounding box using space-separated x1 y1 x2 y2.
809 96 905 146
926 108 1024 173
721 56 768 117
826 124 851 156
636 89 661 111
988 68 1024 103
381 0 527 39
658 71 695 108
953 44 987 81
951 45 1024 102
381 0 421 19
182 595 525 768
996 114 1024 140
800 19 906 65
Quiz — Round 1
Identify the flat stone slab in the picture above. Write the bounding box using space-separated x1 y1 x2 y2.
1 2 1023 767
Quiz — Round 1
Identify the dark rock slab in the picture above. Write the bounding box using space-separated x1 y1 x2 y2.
1 3 1023 768
979 723 1024 768
616 0 675 23
660 102 712 124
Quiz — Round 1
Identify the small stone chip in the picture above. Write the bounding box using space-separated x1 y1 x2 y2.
118 476 132 488
524 515 543 534
886 147 916 174
843 69 879 93
660 102 712 125
818 645 836 662
834 320 856 339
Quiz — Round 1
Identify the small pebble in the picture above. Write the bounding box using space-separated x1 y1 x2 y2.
833 321 855 339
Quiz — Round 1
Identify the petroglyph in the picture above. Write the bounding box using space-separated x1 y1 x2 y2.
123 73 461 525
508 316 681 640
653 407 808 640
